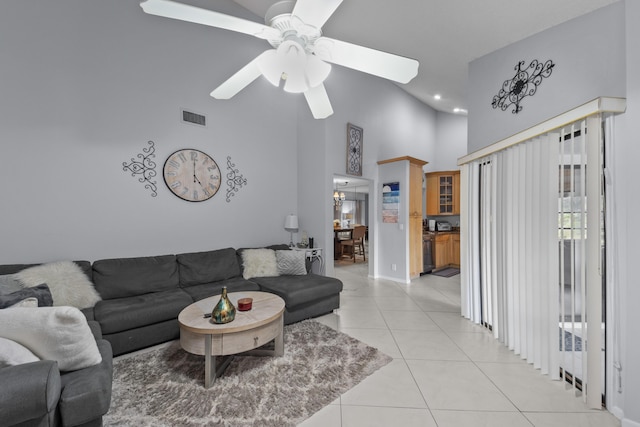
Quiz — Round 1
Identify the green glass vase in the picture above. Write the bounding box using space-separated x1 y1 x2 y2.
211 287 236 324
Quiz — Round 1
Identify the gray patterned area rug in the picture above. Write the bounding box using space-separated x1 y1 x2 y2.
104 320 392 427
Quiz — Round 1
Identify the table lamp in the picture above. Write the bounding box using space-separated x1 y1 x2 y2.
284 214 299 247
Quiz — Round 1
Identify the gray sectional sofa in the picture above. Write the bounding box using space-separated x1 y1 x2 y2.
0 244 343 426
87 245 343 356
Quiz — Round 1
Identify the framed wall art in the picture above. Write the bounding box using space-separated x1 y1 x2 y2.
346 123 363 176
382 182 399 223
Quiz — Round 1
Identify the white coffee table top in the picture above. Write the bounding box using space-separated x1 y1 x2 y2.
178 291 285 335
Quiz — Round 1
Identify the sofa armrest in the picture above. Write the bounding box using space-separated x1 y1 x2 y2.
59 339 113 427
0 360 61 426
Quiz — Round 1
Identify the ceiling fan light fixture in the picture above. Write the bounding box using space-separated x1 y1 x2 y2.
256 49 283 87
142 0 418 120
305 55 331 88
283 68 308 93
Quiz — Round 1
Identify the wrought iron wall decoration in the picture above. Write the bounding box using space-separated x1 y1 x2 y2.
122 140 157 197
346 123 363 176
492 59 555 114
225 156 247 202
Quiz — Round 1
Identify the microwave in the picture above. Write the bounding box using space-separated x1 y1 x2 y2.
436 222 452 231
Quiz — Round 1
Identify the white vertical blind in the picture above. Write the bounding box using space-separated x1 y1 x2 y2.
459 99 625 409
461 119 606 405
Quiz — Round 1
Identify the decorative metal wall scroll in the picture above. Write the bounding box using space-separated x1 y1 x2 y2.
225 156 247 202
123 140 158 197
346 123 363 176
491 59 555 114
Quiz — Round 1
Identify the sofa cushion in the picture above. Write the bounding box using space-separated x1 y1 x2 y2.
0 306 102 371
181 276 261 302
93 289 192 334
177 247 241 287
0 337 40 368
252 274 343 309
92 255 179 299
0 284 53 308
241 249 278 279
14 261 100 309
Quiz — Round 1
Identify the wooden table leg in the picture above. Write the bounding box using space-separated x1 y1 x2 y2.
205 334 214 388
274 315 284 357
204 334 233 388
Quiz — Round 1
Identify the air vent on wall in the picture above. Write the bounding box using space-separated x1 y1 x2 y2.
181 109 206 126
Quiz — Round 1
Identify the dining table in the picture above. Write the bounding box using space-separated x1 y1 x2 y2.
333 227 353 259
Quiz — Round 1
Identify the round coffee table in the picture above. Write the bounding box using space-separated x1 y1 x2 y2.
178 291 285 388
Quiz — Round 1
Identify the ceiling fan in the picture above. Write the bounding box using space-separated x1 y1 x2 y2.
140 0 419 119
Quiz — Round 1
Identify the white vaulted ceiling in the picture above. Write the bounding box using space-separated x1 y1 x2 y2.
232 0 620 114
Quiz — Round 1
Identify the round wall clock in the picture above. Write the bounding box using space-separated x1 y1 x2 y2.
163 149 221 202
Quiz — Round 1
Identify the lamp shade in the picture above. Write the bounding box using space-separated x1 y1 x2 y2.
284 214 299 232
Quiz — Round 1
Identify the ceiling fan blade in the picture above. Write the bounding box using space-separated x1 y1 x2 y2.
314 37 419 84
140 0 280 41
210 53 268 99
291 0 343 29
303 84 333 119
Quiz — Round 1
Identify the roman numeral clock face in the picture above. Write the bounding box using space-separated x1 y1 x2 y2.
163 149 221 202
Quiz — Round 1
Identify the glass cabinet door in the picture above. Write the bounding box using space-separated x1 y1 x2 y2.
439 175 453 213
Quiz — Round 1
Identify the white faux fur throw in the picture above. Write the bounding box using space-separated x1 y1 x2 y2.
14 260 101 309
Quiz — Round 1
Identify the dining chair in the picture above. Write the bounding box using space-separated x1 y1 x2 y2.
339 225 366 262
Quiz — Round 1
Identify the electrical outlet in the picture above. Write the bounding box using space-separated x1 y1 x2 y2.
391 264 397 271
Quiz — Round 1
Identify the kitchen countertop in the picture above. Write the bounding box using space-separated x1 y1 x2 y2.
423 230 460 235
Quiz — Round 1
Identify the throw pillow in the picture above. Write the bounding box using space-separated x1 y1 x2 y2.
241 249 278 279
0 284 53 309
14 261 101 309
0 306 102 371
0 337 40 369
276 250 307 275
0 274 23 295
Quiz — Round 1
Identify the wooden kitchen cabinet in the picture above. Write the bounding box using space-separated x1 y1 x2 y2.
452 233 460 267
434 233 451 269
426 170 461 216
433 232 460 269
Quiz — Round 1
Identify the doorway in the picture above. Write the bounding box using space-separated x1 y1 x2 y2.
333 176 371 267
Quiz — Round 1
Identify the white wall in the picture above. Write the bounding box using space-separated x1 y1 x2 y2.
468 2 626 151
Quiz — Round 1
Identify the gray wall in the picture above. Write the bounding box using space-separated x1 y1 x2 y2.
467 2 640 424
468 2 626 151
0 0 446 281
617 2 640 425
0 0 301 263
295 66 438 278
433 112 467 172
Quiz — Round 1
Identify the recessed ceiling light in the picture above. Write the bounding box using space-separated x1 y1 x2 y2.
453 107 467 114
434 94 441 100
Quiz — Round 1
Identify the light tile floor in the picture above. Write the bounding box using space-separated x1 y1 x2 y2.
301 262 621 427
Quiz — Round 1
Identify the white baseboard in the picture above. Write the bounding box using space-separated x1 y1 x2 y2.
622 417 640 427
